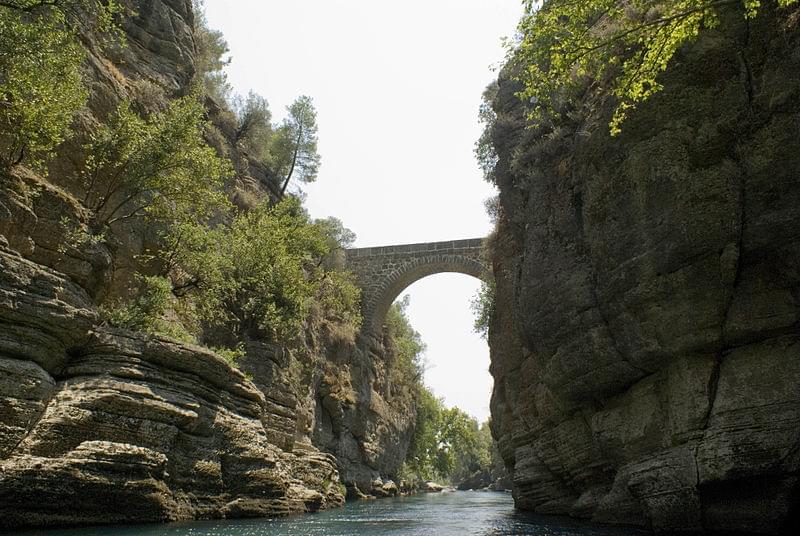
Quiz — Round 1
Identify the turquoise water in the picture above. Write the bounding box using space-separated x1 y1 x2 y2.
15 491 647 536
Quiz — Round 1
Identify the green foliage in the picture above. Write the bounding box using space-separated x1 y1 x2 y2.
212 344 245 367
470 279 495 340
100 275 188 337
512 0 798 134
404 387 446 481
192 0 232 102
163 197 361 342
385 297 497 484
317 268 362 328
315 216 356 249
475 83 499 183
273 95 321 195
385 296 427 392
233 91 273 158
403 386 496 484
0 0 121 168
80 96 232 230
0 7 84 167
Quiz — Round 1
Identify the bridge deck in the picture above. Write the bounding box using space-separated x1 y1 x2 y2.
346 238 484 258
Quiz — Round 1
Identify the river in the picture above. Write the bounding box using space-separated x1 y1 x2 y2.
14 491 651 536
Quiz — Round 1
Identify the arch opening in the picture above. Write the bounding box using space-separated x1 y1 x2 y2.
393 273 492 422
365 254 487 335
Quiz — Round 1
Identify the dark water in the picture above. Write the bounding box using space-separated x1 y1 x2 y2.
15 491 648 536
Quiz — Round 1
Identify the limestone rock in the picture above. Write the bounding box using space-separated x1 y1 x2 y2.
0 329 344 529
487 6 800 533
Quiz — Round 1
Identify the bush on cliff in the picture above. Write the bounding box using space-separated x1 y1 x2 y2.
192 0 232 102
512 0 798 134
0 0 120 169
102 197 361 347
470 279 495 340
79 96 232 232
163 197 361 342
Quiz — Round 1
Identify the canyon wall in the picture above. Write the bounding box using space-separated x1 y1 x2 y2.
0 0 414 528
487 6 800 533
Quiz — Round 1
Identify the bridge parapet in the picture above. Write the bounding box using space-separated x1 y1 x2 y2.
345 237 489 336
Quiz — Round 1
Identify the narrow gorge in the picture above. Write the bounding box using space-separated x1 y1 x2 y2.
0 1 798 534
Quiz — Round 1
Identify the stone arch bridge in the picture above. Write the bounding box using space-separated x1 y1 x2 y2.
345 238 489 337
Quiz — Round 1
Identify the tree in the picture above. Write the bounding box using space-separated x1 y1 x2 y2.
385 296 427 388
470 279 495 340
192 0 232 103
475 83 499 183
512 0 799 135
161 197 361 342
439 406 484 482
404 388 446 481
0 1 121 168
271 95 321 196
80 96 231 231
315 216 356 249
233 91 272 157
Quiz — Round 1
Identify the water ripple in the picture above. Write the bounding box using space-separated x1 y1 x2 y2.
13 491 650 536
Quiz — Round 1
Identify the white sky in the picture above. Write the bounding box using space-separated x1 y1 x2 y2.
203 0 522 422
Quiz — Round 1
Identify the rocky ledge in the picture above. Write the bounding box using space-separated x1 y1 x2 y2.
0 245 343 529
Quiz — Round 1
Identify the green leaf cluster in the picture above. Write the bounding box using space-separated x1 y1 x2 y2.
0 0 121 168
161 197 361 343
512 0 798 134
403 387 496 484
470 279 495 340
192 0 232 102
0 7 84 167
81 96 232 230
385 296 427 395
100 275 193 340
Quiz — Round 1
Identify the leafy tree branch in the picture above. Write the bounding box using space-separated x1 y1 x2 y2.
512 0 798 134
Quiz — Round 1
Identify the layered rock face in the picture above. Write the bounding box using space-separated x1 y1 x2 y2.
235 328 415 499
487 7 800 533
0 244 343 529
306 333 416 497
0 0 413 528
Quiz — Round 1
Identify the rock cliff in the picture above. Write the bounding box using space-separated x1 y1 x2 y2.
486 6 800 533
0 0 414 528
0 242 343 528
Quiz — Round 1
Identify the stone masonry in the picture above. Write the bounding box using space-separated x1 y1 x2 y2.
345 238 489 336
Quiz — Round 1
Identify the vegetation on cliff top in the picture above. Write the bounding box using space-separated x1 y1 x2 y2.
510 0 798 134
193 0 320 198
80 97 231 231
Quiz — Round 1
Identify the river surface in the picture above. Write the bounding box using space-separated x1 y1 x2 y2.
16 491 648 536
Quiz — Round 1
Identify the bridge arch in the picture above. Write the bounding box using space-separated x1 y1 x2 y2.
345 238 489 336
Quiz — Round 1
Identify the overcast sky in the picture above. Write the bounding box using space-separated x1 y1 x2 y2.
203 0 523 422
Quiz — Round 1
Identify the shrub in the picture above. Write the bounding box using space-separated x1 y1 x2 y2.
79 96 232 232
0 0 121 169
161 197 361 342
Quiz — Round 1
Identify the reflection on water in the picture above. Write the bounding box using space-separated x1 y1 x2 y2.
15 491 649 536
